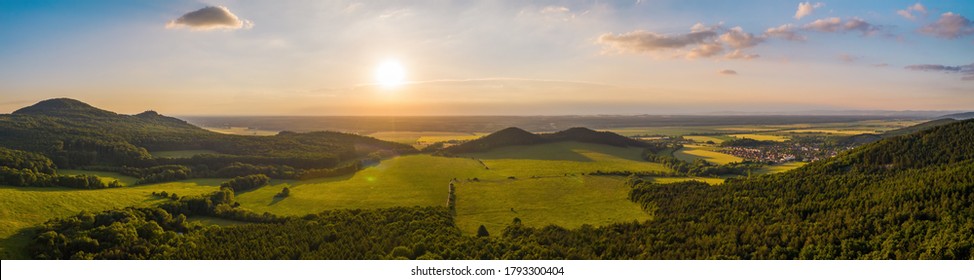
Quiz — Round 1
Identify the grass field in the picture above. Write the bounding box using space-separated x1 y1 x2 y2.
673 144 742 165
367 131 487 148
783 129 879 135
234 155 499 216
454 176 652 236
187 216 253 227
59 169 139 186
150 149 220 159
683 135 730 144
0 179 221 259
755 162 808 175
730 134 790 142
465 142 670 177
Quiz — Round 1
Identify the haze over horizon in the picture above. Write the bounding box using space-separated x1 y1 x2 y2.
2 1 973 115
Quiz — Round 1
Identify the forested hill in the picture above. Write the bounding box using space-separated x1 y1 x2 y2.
628 119 974 259
1 98 416 180
939 112 974 120
445 127 646 153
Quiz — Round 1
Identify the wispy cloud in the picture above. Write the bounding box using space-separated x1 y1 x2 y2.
897 3 927 20
803 17 882 36
719 69 738 75
795 2 824 20
166 6 253 31
919 12 974 39
905 63 974 81
764 24 806 41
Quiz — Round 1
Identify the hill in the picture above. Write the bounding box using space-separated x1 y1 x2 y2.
939 112 974 120
1 98 416 181
444 127 646 154
838 118 958 146
626 119 974 259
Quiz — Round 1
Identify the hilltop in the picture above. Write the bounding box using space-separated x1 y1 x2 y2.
444 126 646 154
1 98 416 180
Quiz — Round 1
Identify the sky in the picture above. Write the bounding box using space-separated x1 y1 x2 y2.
1 0 973 116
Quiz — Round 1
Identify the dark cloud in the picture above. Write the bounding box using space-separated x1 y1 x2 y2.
919 12 974 39
167 6 253 31
905 63 974 81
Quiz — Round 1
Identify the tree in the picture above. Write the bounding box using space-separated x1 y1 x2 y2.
477 225 490 238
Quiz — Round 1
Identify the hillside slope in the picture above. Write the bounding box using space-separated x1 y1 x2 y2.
445 126 646 154
1 98 416 173
628 119 974 259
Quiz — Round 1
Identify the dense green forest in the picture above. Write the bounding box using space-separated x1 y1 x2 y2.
25 119 974 259
0 99 416 183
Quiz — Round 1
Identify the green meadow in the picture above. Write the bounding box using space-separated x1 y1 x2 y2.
755 161 808 175
233 155 498 215
454 176 652 236
0 177 221 259
465 141 670 177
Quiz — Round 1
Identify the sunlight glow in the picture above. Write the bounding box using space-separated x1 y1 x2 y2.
375 60 405 88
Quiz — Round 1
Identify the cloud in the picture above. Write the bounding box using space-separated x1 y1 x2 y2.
720 27 765 49
725 49 759 60
764 24 806 41
597 27 718 52
537 5 576 21
919 12 974 39
803 17 881 36
837 54 859 63
795 2 824 20
905 63 974 81
687 42 724 59
719 69 738 75
597 24 764 60
897 3 927 20
167 6 252 30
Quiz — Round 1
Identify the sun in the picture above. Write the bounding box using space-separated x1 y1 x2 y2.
375 60 405 87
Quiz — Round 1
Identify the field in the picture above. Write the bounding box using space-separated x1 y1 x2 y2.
455 176 652 236
730 134 789 142
234 155 499 215
150 149 220 159
367 131 486 148
755 162 808 175
234 143 671 235
673 144 743 165
0 177 221 259
59 169 139 186
683 135 730 144
464 141 670 177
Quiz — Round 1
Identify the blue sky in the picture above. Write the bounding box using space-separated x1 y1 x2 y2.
1 0 972 115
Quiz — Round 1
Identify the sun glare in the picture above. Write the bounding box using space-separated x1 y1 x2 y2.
375 60 405 88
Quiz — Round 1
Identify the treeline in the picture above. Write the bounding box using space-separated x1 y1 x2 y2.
0 147 121 188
